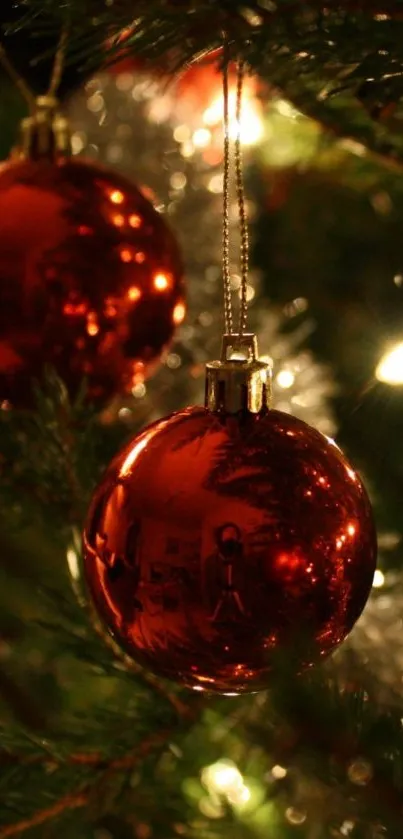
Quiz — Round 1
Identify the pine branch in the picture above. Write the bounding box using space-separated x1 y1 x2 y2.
3 0 403 164
0 728 173 837
0 791 87 839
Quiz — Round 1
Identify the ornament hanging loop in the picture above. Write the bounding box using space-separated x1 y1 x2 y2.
205 333 272 415
15 25 72 160
15 96 71 161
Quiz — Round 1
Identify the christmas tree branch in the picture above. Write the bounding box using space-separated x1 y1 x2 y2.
0 790 88 839
3 0 403 165
0 728 173 838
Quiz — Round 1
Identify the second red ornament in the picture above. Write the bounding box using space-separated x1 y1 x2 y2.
0 97 185 408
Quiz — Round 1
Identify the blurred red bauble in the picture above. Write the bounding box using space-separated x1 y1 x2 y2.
83 407 376 694
0 157 185 407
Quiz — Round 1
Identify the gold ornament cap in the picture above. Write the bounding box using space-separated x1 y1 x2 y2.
205 333 272 414
14 95 71 161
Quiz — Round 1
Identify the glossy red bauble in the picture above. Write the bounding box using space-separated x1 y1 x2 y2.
83 407 376 694
0 157 185 407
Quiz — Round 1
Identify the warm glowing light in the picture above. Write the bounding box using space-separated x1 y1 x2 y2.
276 370 295 389
154 272 170 292
112 213 125 228
376 342 403 385
201 760 250 809
129 214 142 228
233 102 263 145
347 523 356 537
203 95 223 126
271 765 287 779
193 128 211 148
87 312 99 336
109 189 125 205
202 761 242 794
203 85 263 146
227 784 251 806
373 569 385 588
132 383 146 399
173 302 186 325
208 174 224 194
135 252 146 264
173 124 191 144
120 248 133 263
128 286 142 302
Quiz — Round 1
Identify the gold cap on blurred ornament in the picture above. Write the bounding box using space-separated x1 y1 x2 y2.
205 333 272 414
14 95 71 161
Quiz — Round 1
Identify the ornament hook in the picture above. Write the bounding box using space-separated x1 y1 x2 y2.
205 333 272 415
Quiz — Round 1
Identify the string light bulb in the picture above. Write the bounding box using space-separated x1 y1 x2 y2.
376 342 403 385
201 760 251 808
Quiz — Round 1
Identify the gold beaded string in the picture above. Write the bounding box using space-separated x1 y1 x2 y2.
235 58 249 336
222 52 233 336
222 53 249 337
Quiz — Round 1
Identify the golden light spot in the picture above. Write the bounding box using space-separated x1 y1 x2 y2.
135 251 146 264
129 214 142 228
120 248 133 263
373 569 385 588
128 286 142 302
153 272 170 292
87 311 99 336
276 370 295 389
173 301 186 325
376 342 403 385
347 523 356 537
112 213 125 228
109 189 125 205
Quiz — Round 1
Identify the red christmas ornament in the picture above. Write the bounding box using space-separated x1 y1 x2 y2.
0 152 185 408
83 337 376 694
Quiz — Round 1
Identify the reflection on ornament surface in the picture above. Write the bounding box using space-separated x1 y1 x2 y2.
83 407 376 694
0 157 184 407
